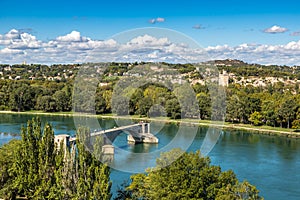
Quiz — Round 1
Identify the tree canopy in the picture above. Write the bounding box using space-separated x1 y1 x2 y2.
0 61 300 129
124 149 263 200
0 118 111 199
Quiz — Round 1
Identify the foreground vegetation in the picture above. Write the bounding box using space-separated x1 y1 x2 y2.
116 149 263 200
0 118 111 199
0 118 263 199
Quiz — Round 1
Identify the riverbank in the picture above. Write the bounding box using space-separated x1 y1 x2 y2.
0 110 299 138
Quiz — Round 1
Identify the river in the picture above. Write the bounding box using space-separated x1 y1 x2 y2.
0 113 299 199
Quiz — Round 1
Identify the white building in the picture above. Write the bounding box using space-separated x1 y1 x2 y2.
219 70 229 86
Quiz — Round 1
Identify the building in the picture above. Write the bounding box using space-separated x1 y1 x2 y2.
219 70 229 86
54 134 70 150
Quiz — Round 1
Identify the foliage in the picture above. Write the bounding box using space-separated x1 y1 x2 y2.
126 149 263 200
292 119 300 129
226 84 300 128
0 139 22 193
249 111 263 126
0 118 111 199
197 92 211 119
0 61 300 129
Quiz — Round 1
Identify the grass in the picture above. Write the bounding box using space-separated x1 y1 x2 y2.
232 123 293 132
0 110 298 137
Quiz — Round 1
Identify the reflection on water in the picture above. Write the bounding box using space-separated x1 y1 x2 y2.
0 113 300 199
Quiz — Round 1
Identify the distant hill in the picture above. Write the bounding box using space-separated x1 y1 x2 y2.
1 60 300 83
209 59 300 79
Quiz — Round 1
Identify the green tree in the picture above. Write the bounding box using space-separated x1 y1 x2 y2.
95 93 107 114
0 118 112 199
226 94 244 123
216 180 263 200
292 119 300 129
103 90 113 113
291 106 300 129
249 111 263 126
210 85 226 121
137 97 152 117
112 95 129 115
278 96 297 128
9 84 37 111
261 99 277 127
5 118 52 198
174 83 199 118
197 92 211 119
0 139 22 197
165 98 181 119
127 149 262 200
36 95 57 112
75 129 111 200
53 90 71 111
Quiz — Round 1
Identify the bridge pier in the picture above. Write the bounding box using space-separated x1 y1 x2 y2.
127 123 158 144
127 134 158 144
101 144 114 162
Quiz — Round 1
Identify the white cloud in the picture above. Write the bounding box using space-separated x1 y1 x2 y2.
56 31 89 42
205 41 300 66
5 29 21 39
0 29 43 51
263 25 288 34
126 34 170 47
0 47 23 54
1 29 300 66
148 17 165 24
9 33 43 50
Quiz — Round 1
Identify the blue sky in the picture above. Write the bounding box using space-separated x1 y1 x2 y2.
1 0 300 65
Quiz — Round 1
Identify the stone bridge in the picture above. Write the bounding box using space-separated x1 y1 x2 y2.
56 122 158 159
91 122 158 144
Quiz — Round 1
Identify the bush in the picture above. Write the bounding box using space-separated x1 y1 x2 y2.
292 119 300 129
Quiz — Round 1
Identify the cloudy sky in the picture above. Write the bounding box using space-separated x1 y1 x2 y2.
1 0 300 65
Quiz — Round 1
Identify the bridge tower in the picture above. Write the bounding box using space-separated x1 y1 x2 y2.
127 123 158 144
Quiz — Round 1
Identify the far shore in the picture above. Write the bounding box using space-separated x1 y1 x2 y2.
0 110 299 138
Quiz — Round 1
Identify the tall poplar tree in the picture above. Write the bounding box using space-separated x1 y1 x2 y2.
0 118 111 199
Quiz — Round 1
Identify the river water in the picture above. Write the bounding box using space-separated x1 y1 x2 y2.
0 113 299 199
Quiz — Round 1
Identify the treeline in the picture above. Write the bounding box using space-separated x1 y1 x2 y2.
225 83 300 129
82 80 300 129
0 64 78 81
0 118 111 199
1 77 300 129
0 80 73 112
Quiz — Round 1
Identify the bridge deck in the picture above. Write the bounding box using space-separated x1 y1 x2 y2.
91 123 142 137
70 123 146 141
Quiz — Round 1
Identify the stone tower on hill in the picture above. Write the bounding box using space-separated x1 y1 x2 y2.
219 70 229 86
